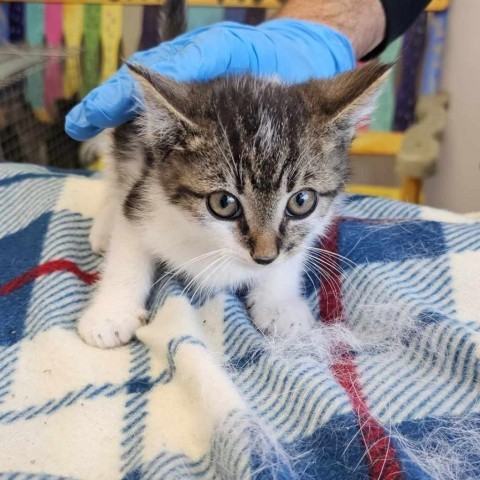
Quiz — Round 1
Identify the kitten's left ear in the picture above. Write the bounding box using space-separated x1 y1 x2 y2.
127 63 198 142
300 62 393 127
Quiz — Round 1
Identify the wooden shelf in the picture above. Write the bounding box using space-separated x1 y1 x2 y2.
349 131 404 156
346 184 402 200
427 0 451 11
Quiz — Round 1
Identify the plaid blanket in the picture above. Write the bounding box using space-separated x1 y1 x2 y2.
0 163 479 480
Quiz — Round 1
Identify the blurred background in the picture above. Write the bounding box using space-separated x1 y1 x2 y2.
0 0 478 212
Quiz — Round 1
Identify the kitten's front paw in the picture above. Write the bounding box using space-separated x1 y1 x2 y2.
248 296 316 337
78 302 147 348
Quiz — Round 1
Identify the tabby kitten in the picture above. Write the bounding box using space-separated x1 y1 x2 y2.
79 62 389 348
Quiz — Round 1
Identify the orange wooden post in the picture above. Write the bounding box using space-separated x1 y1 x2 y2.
401 177 422 204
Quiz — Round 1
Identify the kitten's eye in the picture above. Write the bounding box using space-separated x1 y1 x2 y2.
207 191 242 220
286 190 317 218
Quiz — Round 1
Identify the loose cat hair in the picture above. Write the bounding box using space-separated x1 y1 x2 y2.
78 0 391 348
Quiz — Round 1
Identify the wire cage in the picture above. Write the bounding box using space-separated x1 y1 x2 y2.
0 45 81 168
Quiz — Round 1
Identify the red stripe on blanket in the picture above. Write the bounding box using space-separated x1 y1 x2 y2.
319 220 403 480
0 259 99 295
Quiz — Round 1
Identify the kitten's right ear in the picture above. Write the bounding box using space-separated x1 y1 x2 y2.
299 62 393 127
127 63 197 141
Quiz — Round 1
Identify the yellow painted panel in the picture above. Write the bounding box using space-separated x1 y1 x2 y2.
63 4 84 99
347 185 425 203
350 131 404 156
100 5 123 82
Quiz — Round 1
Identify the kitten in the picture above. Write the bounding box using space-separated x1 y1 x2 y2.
78 60 389 348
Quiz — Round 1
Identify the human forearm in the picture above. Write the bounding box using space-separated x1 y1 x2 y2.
278 0 386 59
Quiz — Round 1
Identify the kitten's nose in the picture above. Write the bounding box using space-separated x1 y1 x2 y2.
252 255 277 265
250 232 280 265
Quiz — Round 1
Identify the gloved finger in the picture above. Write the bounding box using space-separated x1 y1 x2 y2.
83 72 140 129
64 102 103 141
191 26 249 79
147 26 256 82
65 68 136 140
143 28 237 82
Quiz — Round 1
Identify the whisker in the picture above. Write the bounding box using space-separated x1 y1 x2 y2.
303 268 317 292
202 257 234 304
156 251 227 300
190 255 232 304
306 246 359 269
303 252 358 296
150 248 228 291
181 254 229 299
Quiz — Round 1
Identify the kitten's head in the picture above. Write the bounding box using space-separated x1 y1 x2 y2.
122 63 389 277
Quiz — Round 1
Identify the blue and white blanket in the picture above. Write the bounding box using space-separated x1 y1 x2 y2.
0 163 479 480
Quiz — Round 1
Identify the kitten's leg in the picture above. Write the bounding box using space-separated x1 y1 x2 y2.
89 196 116 254
247 257 315 336
89 144 122 254
79 215 153 348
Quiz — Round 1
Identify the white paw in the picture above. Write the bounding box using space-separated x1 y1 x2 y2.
248 296 316 337
89 219 111 254
78 302 147 348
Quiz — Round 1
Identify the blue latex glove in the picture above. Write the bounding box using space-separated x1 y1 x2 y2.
65 19 355 141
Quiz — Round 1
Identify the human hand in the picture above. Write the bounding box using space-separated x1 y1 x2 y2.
65 19 355 141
